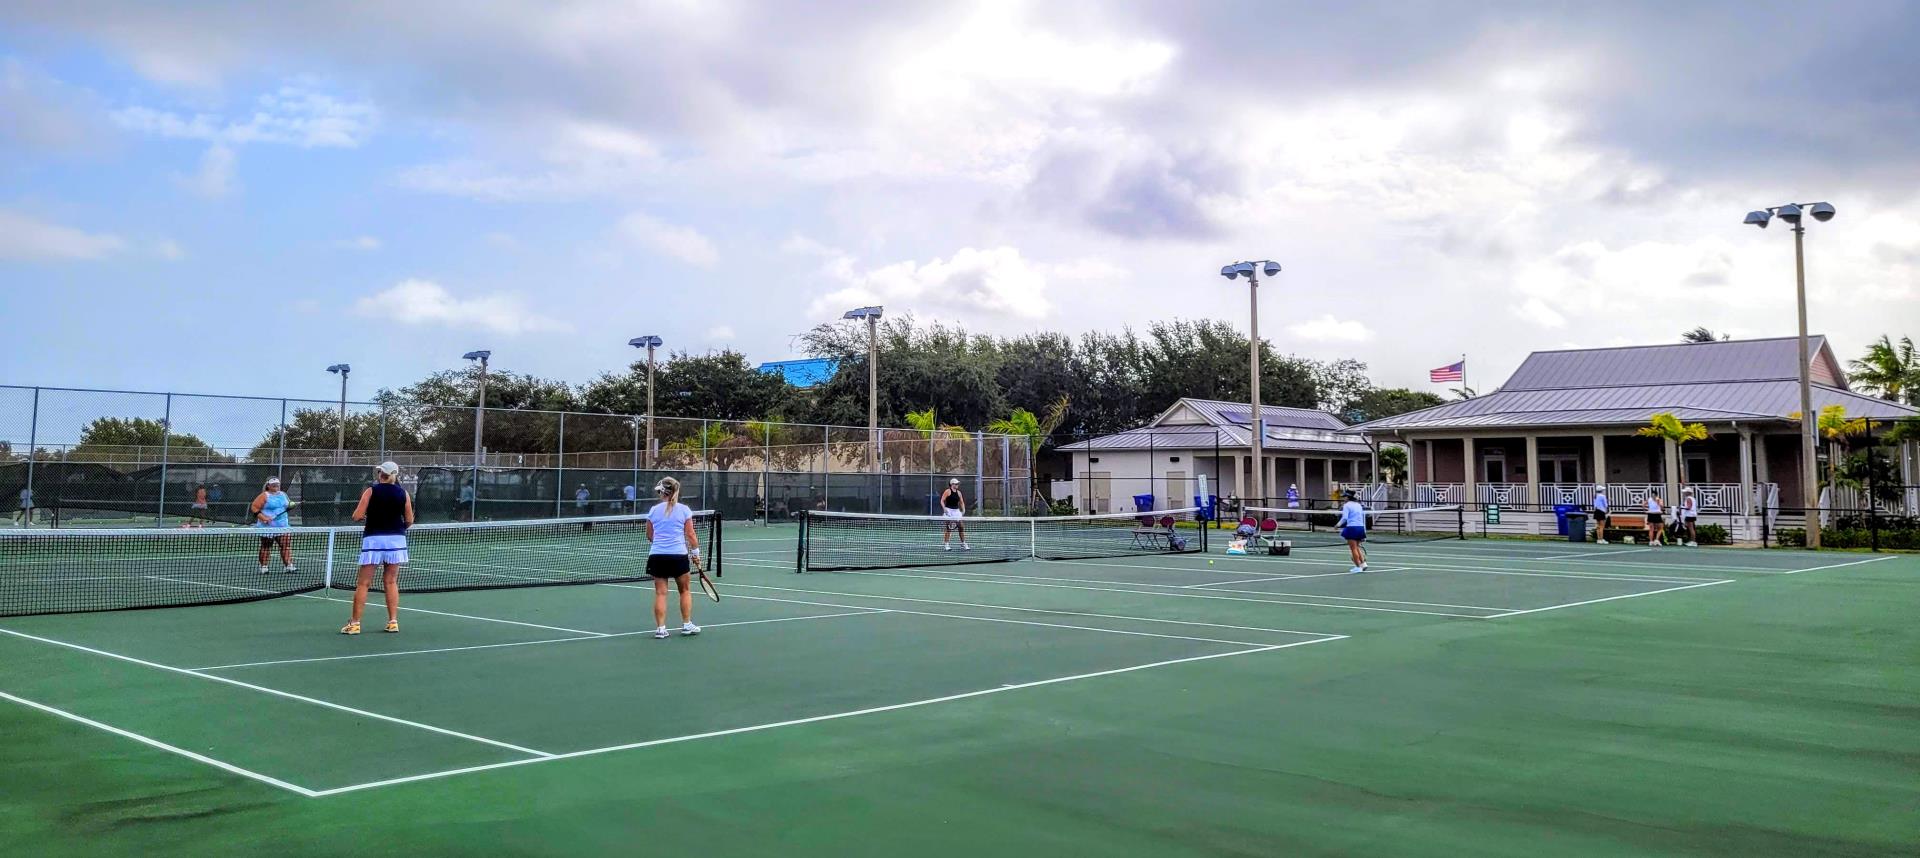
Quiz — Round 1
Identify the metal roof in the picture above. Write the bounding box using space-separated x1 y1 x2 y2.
756 358 839 388
1168 398 1348 431
1058 425 1370 455
1502 336 1844 391
1349 381 1915 434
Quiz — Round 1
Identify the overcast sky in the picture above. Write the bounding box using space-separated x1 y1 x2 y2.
3 1 1916 404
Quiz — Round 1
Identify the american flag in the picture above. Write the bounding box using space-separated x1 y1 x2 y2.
1429 360 1464 383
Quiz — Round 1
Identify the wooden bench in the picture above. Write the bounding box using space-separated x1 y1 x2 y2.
1599 512 1650 541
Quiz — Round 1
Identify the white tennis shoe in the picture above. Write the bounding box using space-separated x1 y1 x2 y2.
653 626 670 639
681 622 701 636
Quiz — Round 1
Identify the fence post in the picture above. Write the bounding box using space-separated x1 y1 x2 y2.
556 411 567 519
701 419 711 512
378 405 388 460
632 419 642 514
975 433 984 516
1001 434 1010 515
1866 418 1879 552
275 398 288 483
821 425 830 512
876 429 887 514
762 423 771 523
24 388 38 526
156 393 172 525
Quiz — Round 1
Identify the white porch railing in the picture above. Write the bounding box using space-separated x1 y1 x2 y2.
1407 482 1781 513
1475 483 1529 506
1415 483 1464 505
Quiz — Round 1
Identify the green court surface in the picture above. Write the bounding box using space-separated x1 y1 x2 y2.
2 523 1916 857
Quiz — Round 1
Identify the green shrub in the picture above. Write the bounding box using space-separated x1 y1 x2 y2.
1694 522 1730 546
1774 527 1805 547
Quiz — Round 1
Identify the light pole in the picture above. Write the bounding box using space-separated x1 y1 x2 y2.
628 336 663 467
326 364 350 464
1220 261 1280 505
843 306 884 481
1745 201 1835 549
462 353 491 479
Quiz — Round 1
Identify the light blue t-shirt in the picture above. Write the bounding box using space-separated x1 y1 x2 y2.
255 490 290 528
1339 501 1367 530
1593 492 1610 512
647 502 694 555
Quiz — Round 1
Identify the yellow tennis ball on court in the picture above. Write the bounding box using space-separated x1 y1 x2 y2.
1208 560 1214 565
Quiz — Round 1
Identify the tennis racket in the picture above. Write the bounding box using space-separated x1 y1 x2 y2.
693 555 720 602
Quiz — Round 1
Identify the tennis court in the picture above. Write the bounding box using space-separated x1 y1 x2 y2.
3 514 1916 856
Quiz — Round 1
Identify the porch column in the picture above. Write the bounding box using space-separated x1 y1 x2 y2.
1368 444 1379 485
1663 437 1681 506
1322 457 1334 498
1462 436 1477 502
1592 434 1607 486
1523 434 1540 507
1423 439 1435 483
1226 454 1241 502
1737 426 1755 516
1294 457 1306 499
1755 435 1771 482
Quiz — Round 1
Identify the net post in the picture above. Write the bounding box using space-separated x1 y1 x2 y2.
556 411 566 520
1455 504 1465 540
1029 517 1037 559
323 529 334 589
713 514 724 577
795 510 808 573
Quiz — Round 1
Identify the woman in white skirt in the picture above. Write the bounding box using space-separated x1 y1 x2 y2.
343 461 414 634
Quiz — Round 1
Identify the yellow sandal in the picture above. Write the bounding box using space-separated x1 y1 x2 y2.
383 620 399 633
340 621 361 635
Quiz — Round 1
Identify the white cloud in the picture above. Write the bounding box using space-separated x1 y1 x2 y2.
802 244 1054 322
0 210 126 261
178 144 236 197
354 278 568 335
154 239 185 261
617 212 718 268
113 84 376 148
1285 314 1375 342
1513 299 1567 328
706 325 737 341
336 235 382 251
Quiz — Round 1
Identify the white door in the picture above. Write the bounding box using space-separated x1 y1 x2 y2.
1165 470 1185 510
1089 472 1112 513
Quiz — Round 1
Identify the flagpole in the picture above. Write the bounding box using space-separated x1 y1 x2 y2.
1461 353 1466 396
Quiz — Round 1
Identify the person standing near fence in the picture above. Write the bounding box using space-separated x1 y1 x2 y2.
456 481 474 521
13 486 31 526
1591 484 1610 544
623 483 637 513
251 477 297 574
575 484 591 516
342 461 413 635
1679 486 1699 547
1286 484 1300 509
189 484 209 526
1646 491 1666 547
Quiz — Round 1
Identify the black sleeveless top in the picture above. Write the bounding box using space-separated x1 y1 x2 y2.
943 488 963 510
363 483 409 537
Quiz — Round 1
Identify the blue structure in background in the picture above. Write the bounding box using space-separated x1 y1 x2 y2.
757 358 840 389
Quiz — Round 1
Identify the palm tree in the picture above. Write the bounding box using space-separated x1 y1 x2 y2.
1681 326 1730 343
1636 412 1709 484
1847 335 1919 404
985 396 1071 456
1449 386 1478 400
1790 405 1868 491
904 407 968 472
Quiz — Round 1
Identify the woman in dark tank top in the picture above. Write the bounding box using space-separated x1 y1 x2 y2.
342 462 414 635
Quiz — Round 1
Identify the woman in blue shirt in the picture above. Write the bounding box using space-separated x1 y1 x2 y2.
342 462 414 635
251 477 297 575
1337 493 1369 573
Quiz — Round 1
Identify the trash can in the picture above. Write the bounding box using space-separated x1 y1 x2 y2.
1133 494 1154 512
1565 511 1588 543
1553 504 1580 535
1193 494 1218 521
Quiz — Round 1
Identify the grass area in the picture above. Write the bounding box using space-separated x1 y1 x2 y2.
0 528 1914 857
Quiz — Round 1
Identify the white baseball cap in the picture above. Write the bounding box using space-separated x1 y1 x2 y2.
950 478 961 485
265 476 281 486
376 461 399 477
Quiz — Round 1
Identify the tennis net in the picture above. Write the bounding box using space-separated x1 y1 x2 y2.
0 511 721 617
1239 505 1464 547
798 507 1208 572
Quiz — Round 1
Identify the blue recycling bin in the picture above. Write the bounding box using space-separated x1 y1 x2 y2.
1193 494 1219 521
1133 494 1155 512
1552 504 1579 535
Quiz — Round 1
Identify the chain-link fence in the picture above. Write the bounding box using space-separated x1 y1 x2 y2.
0 384 1032 528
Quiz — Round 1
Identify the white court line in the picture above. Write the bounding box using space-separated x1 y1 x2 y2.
1182 575 1303 588
1113 553 1718 584
1481 579 1735 618
192 610 892 671
1283 543 1807 574
825 564 1517 612
0 625 552 758
691 580 1347 639
0 689 320 797
1782 555 1899 575
1536 547 1655 561
308 638 1342 797
721 590 1271 647
142 575 616 638
735 558 1491 618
